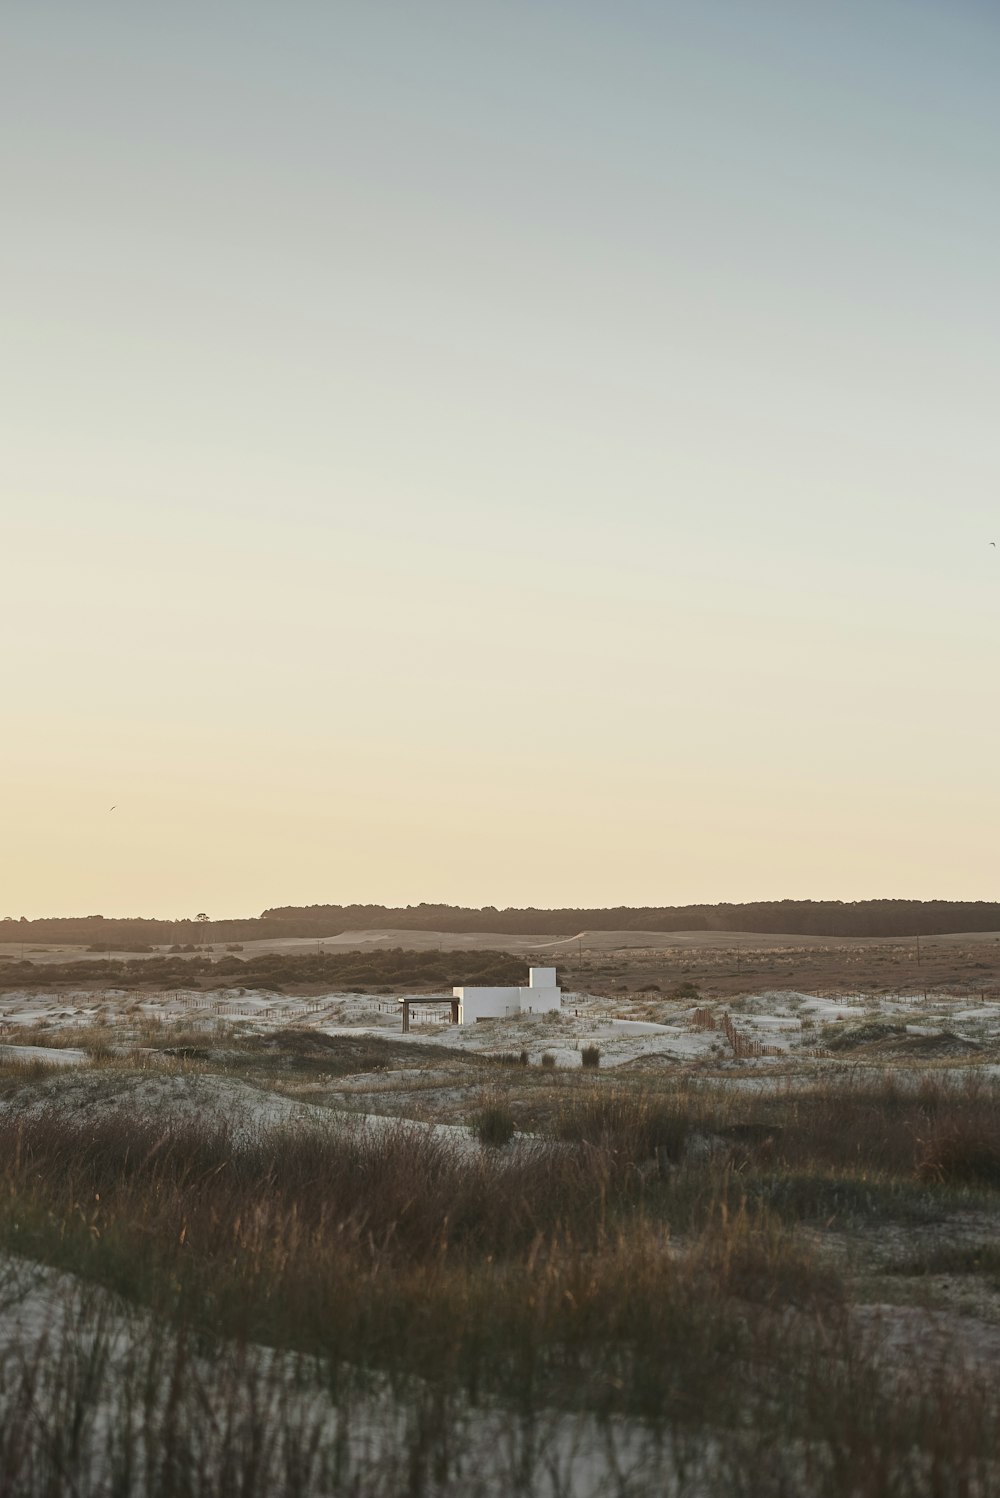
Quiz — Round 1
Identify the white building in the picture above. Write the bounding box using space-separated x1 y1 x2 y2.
453 966 561 1025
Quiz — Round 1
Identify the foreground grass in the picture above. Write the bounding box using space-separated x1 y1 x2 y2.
3 1290 995 1498
2 1057 1000 1492
1 1109 791 1408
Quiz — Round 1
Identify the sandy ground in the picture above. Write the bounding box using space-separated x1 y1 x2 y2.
0 1249 703 1498
3 1232 997 1498
2 978 1000 1074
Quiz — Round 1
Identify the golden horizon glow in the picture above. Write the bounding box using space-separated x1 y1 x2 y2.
5 2 1000 919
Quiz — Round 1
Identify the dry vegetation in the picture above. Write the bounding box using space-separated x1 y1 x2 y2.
0 947 526 994
558 935 1000 1001
3 935 1000 1493
1 1018 1000 1494
6 931 1000 1002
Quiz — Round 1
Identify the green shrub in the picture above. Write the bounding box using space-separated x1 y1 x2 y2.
470 1100 516 1148
669 981 702 1001
824 1020 906 1050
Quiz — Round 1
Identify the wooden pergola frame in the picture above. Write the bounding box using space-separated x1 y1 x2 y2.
399 996 461 1034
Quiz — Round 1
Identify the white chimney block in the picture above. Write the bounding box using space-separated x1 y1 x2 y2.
529 967 557 989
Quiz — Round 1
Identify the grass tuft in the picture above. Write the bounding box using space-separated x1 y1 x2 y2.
470 1097 516 1148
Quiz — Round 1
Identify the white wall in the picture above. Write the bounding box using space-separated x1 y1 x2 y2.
452 986 521 1024
523 966 560 1014
518 985 560 1014
452 970 562 1023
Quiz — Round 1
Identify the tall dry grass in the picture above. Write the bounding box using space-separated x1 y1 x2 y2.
0 1095 999 1493
555 1071 1000 1185
0 1107 836 1413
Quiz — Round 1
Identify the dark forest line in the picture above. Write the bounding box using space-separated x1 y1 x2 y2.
5 899 1000 946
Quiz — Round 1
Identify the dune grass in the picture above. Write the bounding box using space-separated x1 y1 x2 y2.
2 1063 1000 1492
0 1107 834 1404
0 1103 997 1496
469 1094 516 1147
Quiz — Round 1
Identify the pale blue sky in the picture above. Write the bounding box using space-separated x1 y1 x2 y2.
4 2 1000 916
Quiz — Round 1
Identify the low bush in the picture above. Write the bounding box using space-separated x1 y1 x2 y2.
470 1098 516 1148
824 1020 907 1050
669 981 702 1000
580 1045 601 1069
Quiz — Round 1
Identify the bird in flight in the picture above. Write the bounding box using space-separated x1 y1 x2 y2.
108 805 117 812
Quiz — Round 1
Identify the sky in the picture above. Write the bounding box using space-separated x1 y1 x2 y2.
4 1 1000 918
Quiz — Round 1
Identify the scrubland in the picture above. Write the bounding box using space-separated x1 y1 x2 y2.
2 954 1000 1494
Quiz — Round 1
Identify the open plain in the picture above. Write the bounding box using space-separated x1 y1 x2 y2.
10 0 1000 1489
2 932 1000 1495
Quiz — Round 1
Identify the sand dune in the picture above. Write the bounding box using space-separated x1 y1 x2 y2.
196 928 1000 957
6 926 1000 968
246 928 842 956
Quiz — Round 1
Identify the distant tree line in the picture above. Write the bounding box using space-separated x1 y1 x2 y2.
5 900 1000 948
257 899 1000 939
0 915 266 946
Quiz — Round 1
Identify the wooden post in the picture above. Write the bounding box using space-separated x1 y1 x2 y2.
402 999 410 1034
450 999 460 1025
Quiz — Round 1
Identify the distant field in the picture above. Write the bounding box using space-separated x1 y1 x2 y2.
5 928 1000 1005
0 927 835 963
9 925 1000 966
